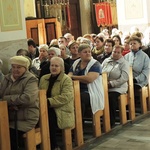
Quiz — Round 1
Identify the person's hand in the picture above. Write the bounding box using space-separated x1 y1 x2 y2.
68 74 74 80
108 82 112 88
39 54 44 61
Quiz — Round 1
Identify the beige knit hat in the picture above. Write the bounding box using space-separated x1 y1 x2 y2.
10 56 30 69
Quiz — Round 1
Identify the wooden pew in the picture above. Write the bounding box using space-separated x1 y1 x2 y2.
139 74 150 114
102 73 111 133
138 82 150 114
134 71 150 114
148 77 150 110
23 90 51 150
84 73 110 137
139 86 149 113
0 101 11 150
63 80 84 150
118 67 135 124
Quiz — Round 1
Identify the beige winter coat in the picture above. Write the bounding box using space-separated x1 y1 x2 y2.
39 72 75 129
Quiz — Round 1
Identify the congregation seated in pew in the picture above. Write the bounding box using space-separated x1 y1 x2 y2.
102 45 130 127
39 56 75 150
68 44 104 120
124 36 149 90
0 56 39 150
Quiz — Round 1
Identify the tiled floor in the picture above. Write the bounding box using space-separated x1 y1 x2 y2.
81 114 150 150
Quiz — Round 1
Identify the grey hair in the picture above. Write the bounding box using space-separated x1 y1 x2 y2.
80 38 91 45
78 44 91 53
50 56 64 71
39 44 49 51
48 47 61 56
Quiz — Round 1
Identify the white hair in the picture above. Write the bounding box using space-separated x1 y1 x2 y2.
97 32 106 39
39 44 49 51
48 47 61 56
50 56 64 71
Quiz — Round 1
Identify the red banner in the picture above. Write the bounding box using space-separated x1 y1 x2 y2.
95 3 105 27
95 2 112 27
66 4 71 30
106 2 112 25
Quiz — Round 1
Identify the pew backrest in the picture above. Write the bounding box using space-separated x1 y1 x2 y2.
24 90 51 150
0 101 11 150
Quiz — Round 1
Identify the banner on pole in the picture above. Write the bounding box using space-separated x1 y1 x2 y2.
95 2 112 27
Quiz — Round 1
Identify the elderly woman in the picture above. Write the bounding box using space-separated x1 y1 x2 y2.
124 36 149 89
39 47 61 78
97 38 115 64
68 44 104 118
102 45 129 127
39 47 70 78
0 56 39 150
39 56 74 150
32 44 49 70
16 49 39 77
124 36 150 110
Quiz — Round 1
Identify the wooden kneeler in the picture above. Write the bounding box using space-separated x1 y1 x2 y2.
63 80 84 150
23 90 51 150
93 72 111 137
118 67 135 124
0 101 11 150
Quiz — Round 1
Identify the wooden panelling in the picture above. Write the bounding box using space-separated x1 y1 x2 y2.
26 18 62 45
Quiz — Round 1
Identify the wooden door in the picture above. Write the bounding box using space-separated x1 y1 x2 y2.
38 22 46 45
45 18 62 45
65 0 81 39
26 19 46 46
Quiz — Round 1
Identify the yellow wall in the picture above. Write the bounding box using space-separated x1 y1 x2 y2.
79 0 92 35
0 0 27 42
0 0 27 74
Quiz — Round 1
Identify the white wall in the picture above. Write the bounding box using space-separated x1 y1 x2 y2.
116 0 150 33
146 0 150 23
